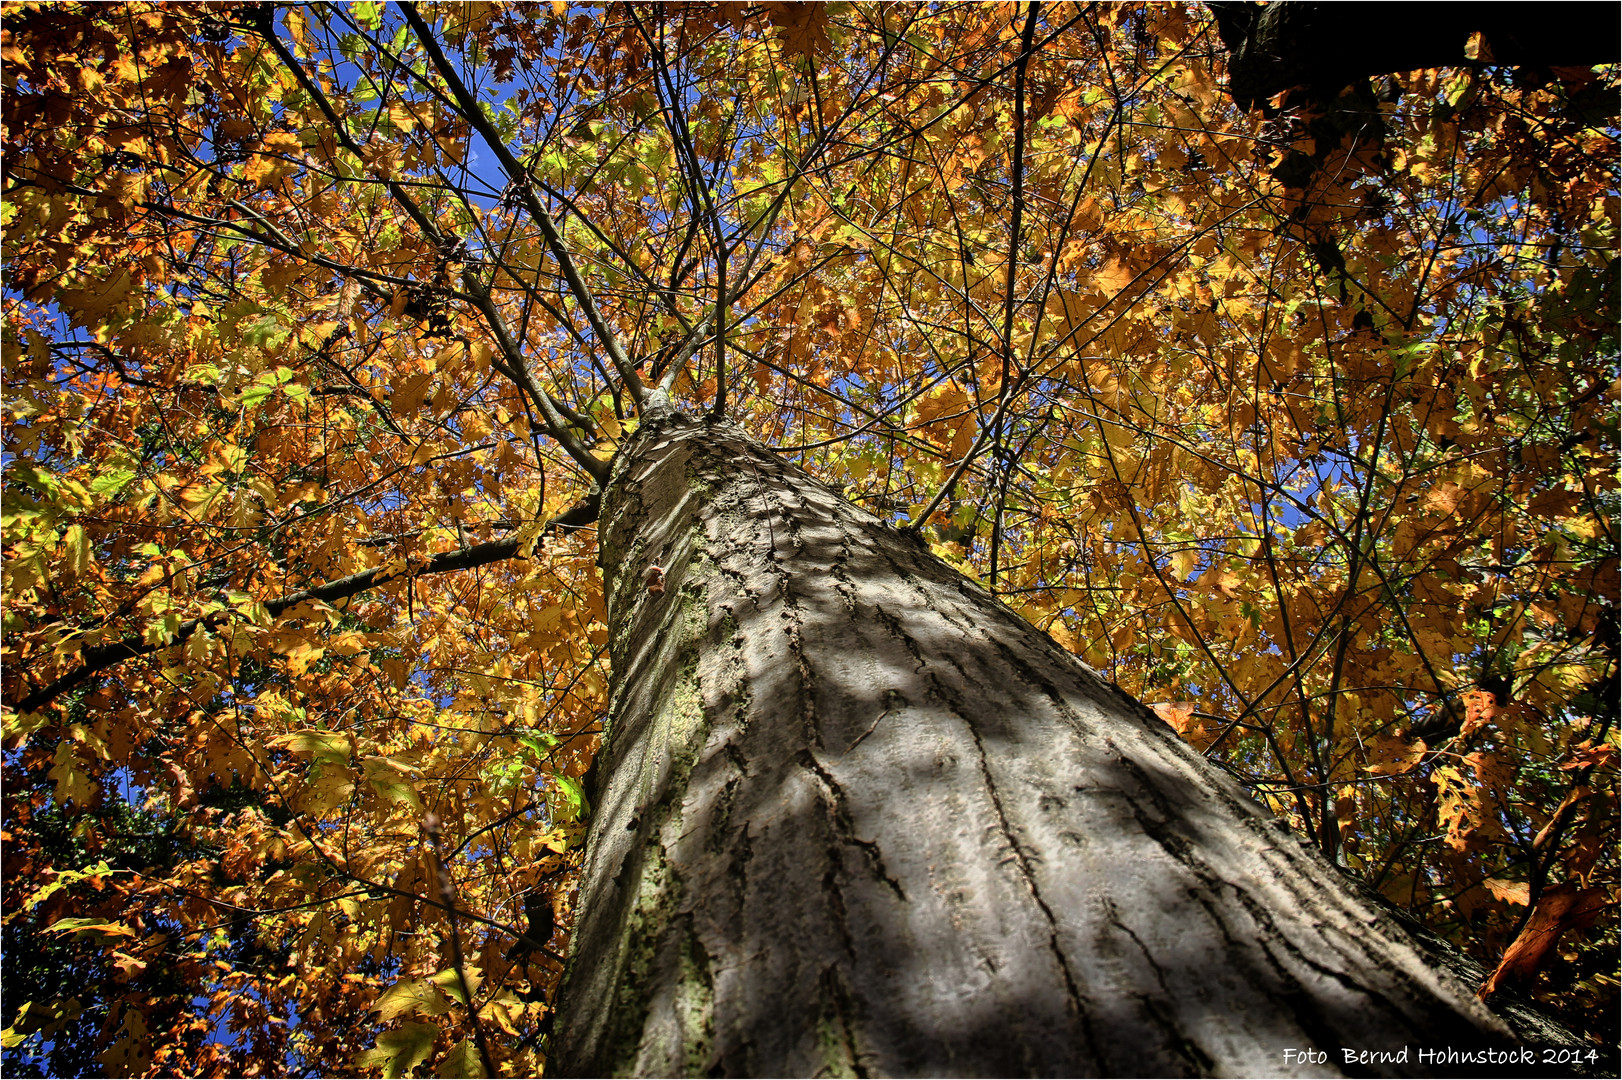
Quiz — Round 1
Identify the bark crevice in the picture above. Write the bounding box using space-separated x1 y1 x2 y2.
797 749 908 903
957 683 1088 1022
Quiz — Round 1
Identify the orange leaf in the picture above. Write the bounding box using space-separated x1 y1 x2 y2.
1479 883 1611 999
1561 742 1616 772
763 2 831 58
1481 878 1530 907
1461 688 1497 736
1150 701 1195 733
245 132 304 190
1362 733 1426 777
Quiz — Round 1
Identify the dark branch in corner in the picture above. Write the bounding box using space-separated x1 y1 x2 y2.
1208 1 1619 111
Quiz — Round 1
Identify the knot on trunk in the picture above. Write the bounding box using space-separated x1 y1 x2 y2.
639 388 683 427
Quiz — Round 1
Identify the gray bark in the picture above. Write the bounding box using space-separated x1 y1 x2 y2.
550 406 1518 1077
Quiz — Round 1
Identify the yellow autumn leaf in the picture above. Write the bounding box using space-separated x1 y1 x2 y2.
354 1020 440 1079
435 1039 483 1079
1482 878 1531 907
270 728 352 764
372 978 453 1023
245 132 304 190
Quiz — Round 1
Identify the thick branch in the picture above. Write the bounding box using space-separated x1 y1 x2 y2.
465 275 611 484
8 498 599 716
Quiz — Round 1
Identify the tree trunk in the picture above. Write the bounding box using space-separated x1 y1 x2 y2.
550 403 1512 1076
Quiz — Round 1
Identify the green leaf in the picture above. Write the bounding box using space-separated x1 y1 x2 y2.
435 1039 483 1079
352 1 384 31
89 468 137 499
7 461 58 498
59 524 88 577
2 709 51 746
429 967 480 1006
483 756 525 795
239 365 294 407
551 773 590 822
8 861 117 920
245 314 292 350
142 612 182 647
271 728 352 764
44 916 137 942
517 732 560 759
363 755 422 809
354 1020 440 1079
372 978 452 1023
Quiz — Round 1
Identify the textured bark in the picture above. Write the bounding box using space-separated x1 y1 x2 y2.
551 405 1515 1077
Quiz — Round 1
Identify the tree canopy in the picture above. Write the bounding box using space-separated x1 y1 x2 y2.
2 2 1615 1074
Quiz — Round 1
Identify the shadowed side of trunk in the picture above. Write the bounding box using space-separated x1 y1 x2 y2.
550 406 1511 1077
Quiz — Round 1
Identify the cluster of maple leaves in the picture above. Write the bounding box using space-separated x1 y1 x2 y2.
1 2 1615 1075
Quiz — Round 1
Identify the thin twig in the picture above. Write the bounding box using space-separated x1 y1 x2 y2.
425 811 499 1078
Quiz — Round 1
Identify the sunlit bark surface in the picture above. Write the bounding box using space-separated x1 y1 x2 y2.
552 401 1509 1077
